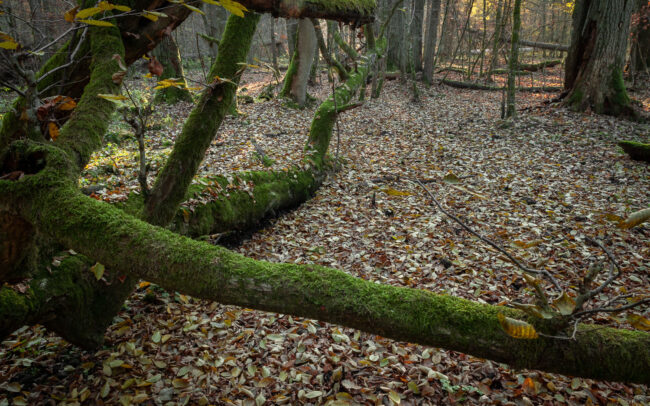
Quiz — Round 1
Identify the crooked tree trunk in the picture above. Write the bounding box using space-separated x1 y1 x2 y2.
280 18 317 107
152 35 193 104
564 0 635 116
423 0 442 84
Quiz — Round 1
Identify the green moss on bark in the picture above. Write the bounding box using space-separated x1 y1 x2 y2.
618 140 650 163
143 13 261 227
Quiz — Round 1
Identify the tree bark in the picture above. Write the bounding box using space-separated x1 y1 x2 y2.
144 14 260 227
411 0 425 71
2 165 649 384
279 18 317 107
631 0 650 74
423 0 442 83
505 0 522 118
564 0 635 116
152 35 193 104
200 4 229 60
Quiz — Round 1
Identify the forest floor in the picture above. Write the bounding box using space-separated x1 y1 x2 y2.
1 66 649 405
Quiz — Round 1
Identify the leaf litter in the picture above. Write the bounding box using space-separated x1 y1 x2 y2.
1 66 649 405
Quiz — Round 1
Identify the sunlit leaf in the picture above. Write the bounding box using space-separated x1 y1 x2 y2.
497 313 539 339
182 3 205 14
97 93 128 102
552 292 575 315
141 10 167 21
77 19 115 27
388 390 401 404
382 187 412 196
0 39 19 50
75 7 102 19
220 0 248 17
90 262 105 280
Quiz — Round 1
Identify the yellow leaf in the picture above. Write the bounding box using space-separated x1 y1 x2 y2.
90 262 105 280
382 187 412 196
75 7 102 19
221 0 248 17
64 6 79 22
141 10 167 21
0 39 18 50
77 19 115 27
48 122 60 141
619 207 650 229
138 281 151 289
113 4 132 12
182 3 205 14
97 93 128 101
54 96 77 111
497 313 539 339
627 314 650 331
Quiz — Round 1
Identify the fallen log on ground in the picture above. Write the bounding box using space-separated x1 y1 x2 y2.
619 141 650 163
440 79 561 93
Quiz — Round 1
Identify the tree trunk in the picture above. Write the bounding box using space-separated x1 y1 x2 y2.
631 0 650 74
279 18 317 107
411 0 426 71
286 19 299 60
423 0 442 83
563 0 635 116
200 4 229 60
386 0 406 71
152 35 193 104
488 0 505 80
505 0 522 118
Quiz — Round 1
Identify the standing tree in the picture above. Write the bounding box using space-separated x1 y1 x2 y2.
563 0 636 116
152 35 193 104
280 18 317 106
505 0 522 118
423 0 442 83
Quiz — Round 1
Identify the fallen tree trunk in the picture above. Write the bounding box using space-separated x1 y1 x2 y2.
518 59 562 72
519 39 569 52
619 140 650 163
440 79 561 93
1 159 648 384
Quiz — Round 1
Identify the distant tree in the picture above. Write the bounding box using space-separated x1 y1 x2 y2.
423 0 442 83
505 0 522 118
152 35 192 104
280 18 317 106
564 0 635 116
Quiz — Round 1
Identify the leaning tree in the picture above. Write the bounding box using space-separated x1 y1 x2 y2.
0 0 649 386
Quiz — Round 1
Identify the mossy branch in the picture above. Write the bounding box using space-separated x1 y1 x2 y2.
6 166 649 384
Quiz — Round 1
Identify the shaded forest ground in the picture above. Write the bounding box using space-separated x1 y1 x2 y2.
0 65 649 405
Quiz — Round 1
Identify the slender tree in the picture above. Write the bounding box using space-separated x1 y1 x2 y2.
152 35 193 104
505 0 522 118
423 0 442 83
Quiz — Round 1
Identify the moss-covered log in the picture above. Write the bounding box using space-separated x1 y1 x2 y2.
619 141 650 163
236 0 375 24
2 153 648 383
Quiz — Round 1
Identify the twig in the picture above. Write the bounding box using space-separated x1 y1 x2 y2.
571 298 650 318
414 178 561 290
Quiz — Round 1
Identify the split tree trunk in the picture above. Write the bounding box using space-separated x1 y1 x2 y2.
564 0 635 116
